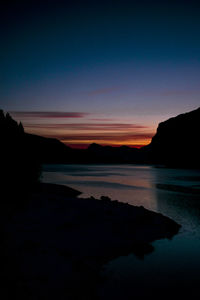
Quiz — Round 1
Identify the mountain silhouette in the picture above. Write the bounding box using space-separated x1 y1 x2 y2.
86 143 141 163
81 107 200 167
1 107 199 169
143 107 200 168
24 133 73 163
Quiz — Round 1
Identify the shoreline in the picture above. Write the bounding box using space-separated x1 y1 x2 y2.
1 182 181 299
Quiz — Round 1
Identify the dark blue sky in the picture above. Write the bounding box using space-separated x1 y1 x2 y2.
1 0 200 147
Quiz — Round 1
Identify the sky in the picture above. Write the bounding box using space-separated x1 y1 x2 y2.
1 0 200 148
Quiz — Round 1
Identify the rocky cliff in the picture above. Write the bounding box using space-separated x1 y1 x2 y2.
145 107 200 167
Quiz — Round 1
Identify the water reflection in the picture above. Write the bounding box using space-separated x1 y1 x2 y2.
42 164 200 299
152 168 200 234
96 167 200 300
42 164 200 233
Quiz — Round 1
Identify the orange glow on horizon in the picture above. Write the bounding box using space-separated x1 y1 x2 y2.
11 111 155 149
63 139 151 149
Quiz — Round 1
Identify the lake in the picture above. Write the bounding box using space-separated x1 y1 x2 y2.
42 164 200 299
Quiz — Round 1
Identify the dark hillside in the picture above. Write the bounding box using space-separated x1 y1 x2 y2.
144 107 200 168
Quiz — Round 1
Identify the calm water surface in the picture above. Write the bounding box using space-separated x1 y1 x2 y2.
42 164 200 299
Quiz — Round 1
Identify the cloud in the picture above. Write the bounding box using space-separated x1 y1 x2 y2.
24 123 148 131
13 111 154 148
10 111 88 119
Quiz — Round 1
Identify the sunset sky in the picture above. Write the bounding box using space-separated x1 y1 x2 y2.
1 0 200 148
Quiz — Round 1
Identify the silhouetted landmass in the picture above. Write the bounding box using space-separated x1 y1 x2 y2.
22 138 143 164
142 107 200 168
29 106 200 168
86 143 143 163
1 107 200 198
0 109 182 299
73 107 200 167
24 133 73 163
0 110 41 208
1 182 180 299
85 107 200 168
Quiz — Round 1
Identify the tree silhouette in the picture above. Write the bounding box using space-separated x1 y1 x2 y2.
0 110 41 210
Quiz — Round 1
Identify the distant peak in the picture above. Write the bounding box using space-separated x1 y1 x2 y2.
88 143 102 150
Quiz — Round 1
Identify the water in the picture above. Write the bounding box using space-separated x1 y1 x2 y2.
42 164 200 299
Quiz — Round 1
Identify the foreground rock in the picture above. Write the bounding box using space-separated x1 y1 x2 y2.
0 183 180 300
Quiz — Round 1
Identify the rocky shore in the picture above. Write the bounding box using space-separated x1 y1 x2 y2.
0 183 181 300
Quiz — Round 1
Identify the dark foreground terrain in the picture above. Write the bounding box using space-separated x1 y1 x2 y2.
0 183 180 300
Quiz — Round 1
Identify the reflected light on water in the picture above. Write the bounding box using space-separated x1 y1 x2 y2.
42 164 200 299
